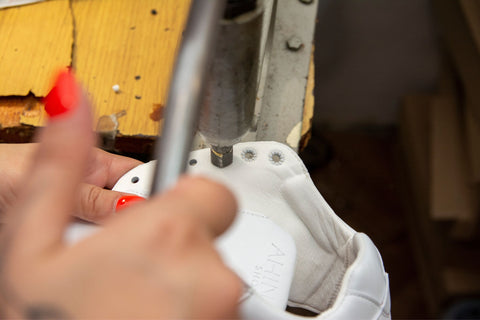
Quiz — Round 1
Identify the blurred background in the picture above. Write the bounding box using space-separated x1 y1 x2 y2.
303 0 480 318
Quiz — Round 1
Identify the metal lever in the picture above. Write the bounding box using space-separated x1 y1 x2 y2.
150 0 226 194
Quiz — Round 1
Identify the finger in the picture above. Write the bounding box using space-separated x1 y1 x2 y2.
0 144 38 212
154 176 237 237
75 184 140 223
101 151 142 189
86 149 142 189
10 71 95 252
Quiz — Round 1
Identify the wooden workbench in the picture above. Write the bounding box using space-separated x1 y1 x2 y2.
0 0 313 157
0 0 189 139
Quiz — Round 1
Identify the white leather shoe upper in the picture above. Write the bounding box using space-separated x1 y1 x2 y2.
66 141 391 319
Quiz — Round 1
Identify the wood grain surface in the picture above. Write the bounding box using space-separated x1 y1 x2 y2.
72 0 190 136
0 0 72 96
0 0 190 137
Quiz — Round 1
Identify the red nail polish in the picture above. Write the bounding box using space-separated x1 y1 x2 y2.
116 195 145 211
43 70 79 118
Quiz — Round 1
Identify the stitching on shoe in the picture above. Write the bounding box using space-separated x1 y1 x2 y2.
381 309 391 318
348 290 382 308
279 173 357 312
326 235 355 309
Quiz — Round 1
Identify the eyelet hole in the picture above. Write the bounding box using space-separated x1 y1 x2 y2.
269 150 285 165
131 176 140 183
241 148 257 162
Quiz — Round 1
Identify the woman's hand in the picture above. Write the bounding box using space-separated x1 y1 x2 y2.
0 143 142 223
0 71 241 318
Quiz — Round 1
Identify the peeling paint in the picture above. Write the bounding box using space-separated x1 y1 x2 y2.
286 121 302 149
0 0 44 9
150 104 164 122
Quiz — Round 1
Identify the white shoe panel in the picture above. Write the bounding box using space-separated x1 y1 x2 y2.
215 210 297 309
318 233 390 320
65 141 391 319
187 142 358 312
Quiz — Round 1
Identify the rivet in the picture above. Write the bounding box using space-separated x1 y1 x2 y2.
286 36 304 51
241 148 257 162
269 150 285 165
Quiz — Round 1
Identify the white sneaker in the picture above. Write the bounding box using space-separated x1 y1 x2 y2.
66 141 391 320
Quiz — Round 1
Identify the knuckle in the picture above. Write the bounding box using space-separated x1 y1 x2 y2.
82 186 103 221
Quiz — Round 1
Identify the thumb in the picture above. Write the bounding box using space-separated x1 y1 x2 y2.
8 70 95 254
75 184 141 223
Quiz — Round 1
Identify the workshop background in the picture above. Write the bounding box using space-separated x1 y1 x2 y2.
306 0 480 318
1 0 480 318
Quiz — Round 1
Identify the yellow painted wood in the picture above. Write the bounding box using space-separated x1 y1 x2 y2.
300 47 315 149
72 0 191 136
0 97 42 128
19 100 45 127
0 0 72 96
0 104 25 128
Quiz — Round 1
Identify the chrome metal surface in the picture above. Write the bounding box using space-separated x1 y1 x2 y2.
191 0 319 153
199 1 264 167
150 0 226 194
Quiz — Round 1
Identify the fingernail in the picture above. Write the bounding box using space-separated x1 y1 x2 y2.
43 70 80 118
116 195 145 211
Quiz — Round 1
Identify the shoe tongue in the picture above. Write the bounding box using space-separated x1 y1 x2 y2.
215 209 296 309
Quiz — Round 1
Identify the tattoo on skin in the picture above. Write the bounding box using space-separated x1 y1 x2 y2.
24 305 71 320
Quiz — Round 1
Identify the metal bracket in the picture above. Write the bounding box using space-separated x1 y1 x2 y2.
194 0 318 152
